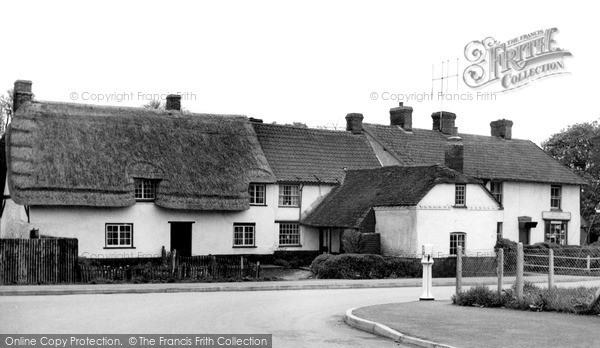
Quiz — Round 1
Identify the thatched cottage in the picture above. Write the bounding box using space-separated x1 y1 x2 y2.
1 80 381 257
0 80 587 258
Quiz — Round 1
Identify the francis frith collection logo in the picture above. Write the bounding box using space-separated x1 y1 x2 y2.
463 28 572 91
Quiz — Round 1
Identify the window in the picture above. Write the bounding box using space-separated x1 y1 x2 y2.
490 181 503 205
233 223 255 247
134 179 157 201
455 184 466 206
545 221 567 245
496 222 503 242
105 223 133 248
550 185 562 210
279 223 300 246
249 184 266 205
450 232 466 255
279 185 299 207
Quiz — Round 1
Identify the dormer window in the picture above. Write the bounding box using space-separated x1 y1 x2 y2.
134 178 157 201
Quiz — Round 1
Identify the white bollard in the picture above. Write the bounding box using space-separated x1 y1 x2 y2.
420 244 435 301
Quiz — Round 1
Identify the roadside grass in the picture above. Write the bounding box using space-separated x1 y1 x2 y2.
452 282 600 315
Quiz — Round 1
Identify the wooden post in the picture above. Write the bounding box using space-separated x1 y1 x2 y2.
256 261 260 279
516 242 524 301
587 255 591 272
240 256 244 278
548 248 554 289
497 248 504 295
171 249 177 275
456 246 462 293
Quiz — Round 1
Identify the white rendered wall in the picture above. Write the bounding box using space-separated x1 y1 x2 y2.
416 183 501 256
374 208 417 256
29 183 332 257
486 182 581 245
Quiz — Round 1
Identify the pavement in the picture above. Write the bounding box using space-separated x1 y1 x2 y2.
346 300 600 348
0 274 596 296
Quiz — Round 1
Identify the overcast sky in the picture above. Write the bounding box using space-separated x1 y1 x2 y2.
2 0 598 144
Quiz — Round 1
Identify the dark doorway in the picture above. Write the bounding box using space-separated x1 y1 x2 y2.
170 222 193 257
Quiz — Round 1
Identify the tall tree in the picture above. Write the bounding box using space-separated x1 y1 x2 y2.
542 120 600 244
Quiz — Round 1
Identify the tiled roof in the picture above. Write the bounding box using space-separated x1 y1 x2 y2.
363 124 587 185
302 165 479 229
252 123 381 184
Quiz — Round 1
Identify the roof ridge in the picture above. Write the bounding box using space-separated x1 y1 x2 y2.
254 122 355 135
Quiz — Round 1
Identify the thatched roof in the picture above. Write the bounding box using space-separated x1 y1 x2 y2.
302 165 481 229
6 101 275 210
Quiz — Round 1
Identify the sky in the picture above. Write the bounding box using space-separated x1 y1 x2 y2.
2 0 598 145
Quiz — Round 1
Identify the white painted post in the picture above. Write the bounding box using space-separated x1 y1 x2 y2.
548 248 554 288
587 255 591 272
456 246 462 293
516 243 524 301
420 244 435 301
497 248 504 295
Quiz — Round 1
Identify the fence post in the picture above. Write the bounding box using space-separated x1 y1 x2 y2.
240 256 244 278
497 248 504 295
587 255 591 272
256 261 260 279
548 248 554 289
456 246 462 293
171 249 177 275
516 242 524 302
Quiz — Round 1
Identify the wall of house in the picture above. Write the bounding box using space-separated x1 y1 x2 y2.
1 178 31 238
28 183 332 257
374 208 417 256
490 182 581 245
415 183 501 256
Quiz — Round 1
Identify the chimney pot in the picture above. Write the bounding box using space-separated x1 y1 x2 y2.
431 111 457 135
13 80 33 112
345 113 364 134
166 94 182 111
390 104 413 131
490 119 513 140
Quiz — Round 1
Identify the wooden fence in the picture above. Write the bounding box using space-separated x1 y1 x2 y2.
78 254 260 283
0 238 78 284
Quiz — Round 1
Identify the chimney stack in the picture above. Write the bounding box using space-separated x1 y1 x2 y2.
490 119 513 140
431 111 457 135
345 113 364 134
390 102 413 131
13 80 33 113
166 94 182 111
445 134 463 173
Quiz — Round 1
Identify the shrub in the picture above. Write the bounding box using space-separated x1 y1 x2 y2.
310 254 424 279
452 285 506 307
273 259 291 269
310 254 334 275
385 257 421 278
342 230 365 254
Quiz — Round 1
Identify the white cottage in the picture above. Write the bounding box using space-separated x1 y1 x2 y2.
1 80 381 258
351 104 587 249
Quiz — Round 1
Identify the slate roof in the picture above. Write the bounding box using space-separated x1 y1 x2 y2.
301 165 480 229
363 124 587 185
252 123 381 184
6 100 275 210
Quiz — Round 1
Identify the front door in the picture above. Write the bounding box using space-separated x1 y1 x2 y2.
170 222 193 257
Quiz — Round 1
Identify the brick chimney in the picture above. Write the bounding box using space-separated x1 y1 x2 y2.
431 111 456 135
390 102 412 131
445 134 463 173
345 113 364 134
13 80 33 113
490 119 513 140
165 94 181 111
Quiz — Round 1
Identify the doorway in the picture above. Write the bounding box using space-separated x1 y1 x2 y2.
170 222 193 257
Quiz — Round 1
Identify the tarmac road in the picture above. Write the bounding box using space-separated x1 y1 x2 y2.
0 285 457 347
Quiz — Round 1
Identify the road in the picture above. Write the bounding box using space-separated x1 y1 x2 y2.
0 286 457 347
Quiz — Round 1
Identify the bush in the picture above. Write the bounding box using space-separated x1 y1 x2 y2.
342 230 365 254
310 254 334 275
310 254 424 279
453 282 600 315
385 257 421 278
